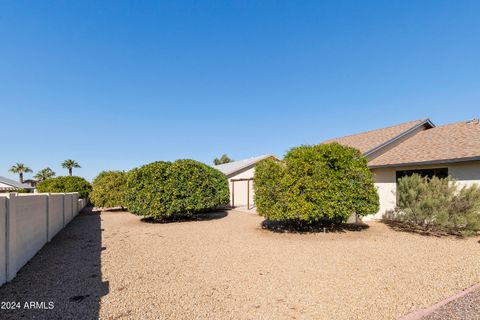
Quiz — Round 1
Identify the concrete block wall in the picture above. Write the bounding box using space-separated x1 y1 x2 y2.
0 197 6 285
48 194 65 242
0 192 86 286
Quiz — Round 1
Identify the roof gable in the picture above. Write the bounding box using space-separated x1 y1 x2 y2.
369 120 480 168
213 155 277 176
322 119 434 155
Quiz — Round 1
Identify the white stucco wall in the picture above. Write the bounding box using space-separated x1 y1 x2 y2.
370 160 480 220
0 182 15 190
228 166 255 207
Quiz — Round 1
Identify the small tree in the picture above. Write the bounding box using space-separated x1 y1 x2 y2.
90 171 128 209
34 167 56 181
254 143 379 225
9 163 32 183
213 154 233 165
62 159 81 176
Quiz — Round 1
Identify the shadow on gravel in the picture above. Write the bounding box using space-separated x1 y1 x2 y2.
382 220 464 238
140 210 229 224
261 220 369 234
0 205 109 320
96 207 128 212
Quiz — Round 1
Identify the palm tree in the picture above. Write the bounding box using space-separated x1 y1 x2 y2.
62 159 81 176
34 167 56 181
9 163 33 183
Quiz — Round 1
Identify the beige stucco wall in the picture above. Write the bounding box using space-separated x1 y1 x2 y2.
48 194 65 241
370 160 480 220
0 193 86 286
64 193 74 224
0 197 6 285
15 194 49 271
228 166 255 207
449 161 480 187
370 168 397 220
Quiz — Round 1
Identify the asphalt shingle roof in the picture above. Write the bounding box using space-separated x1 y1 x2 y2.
322 119 430 154
369 120 480 167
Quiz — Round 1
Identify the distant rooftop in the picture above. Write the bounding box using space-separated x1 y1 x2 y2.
213 155 277 176
0 176 34 190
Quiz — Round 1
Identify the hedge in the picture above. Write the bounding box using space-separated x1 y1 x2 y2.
36 176 92 199
254 143 379 224
126 159 230 220
90 171 128 209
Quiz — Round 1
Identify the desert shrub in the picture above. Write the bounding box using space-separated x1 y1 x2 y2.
37 176 92 198
448 185 480 235
126 159 229 220
396 174 454 228
396 174 480 236
90 171 128 209
254 143 379 225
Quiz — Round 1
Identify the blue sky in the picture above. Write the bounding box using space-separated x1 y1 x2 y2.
1 1 479 181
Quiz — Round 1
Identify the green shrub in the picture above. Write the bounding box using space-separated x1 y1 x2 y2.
90 171 128 209
396 174 480 236
37 176 92 199
448 185 480 235
254 143 379 224
126 159 230 220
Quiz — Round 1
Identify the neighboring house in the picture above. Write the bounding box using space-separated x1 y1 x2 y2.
324 118 480 219
214 155 278 209
0 176 35 193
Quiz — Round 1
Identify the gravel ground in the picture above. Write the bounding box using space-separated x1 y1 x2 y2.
0 208 107 319
422 287 480 320
0 209 479 319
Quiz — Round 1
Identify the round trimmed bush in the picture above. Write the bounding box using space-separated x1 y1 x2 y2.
254 143 379 224
37 176 92 199
90 171 128 209
126 159 230 220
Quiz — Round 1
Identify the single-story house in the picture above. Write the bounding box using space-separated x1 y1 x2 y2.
324 118 480 219
0 176 35 193
214 155 278 209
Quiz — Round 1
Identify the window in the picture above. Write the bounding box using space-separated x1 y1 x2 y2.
395 168 449 205
395 168 448 181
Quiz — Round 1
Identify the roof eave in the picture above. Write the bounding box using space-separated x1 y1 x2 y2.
369 156 480 169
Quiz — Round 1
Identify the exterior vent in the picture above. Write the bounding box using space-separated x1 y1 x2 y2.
466 118 479 124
